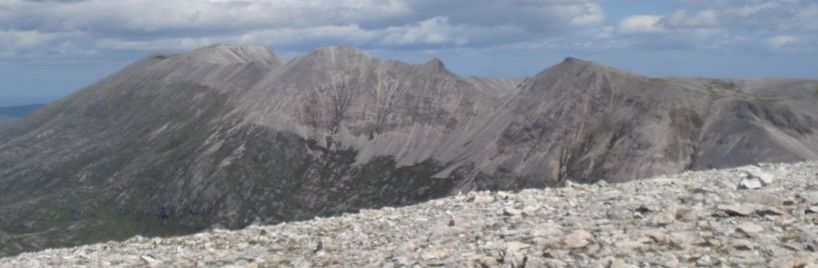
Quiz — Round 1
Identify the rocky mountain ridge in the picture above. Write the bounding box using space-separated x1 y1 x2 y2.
1 161 816 267
1 44 817 256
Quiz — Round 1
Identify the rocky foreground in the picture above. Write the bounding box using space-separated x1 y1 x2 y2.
2 162 818 267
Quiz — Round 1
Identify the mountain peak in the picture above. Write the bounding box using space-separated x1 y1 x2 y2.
185 44 284 65
309 46 371 58
421 58 452 74
536 56 635 79
288 46 375 69
558 56 603 68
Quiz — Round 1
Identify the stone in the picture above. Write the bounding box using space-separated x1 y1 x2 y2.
503 208 523 217
471 194 494 203
738 177 763 190
717 204 756 216
563 230 593 249
504 242 529 254
771 255 818 268
749 169 775 185
420 250 449 260
695 255 718 266
731 239 755 251
756 206 786 216
736 222 764 235
650 204 678 225
140 255 161 267
659 253 680 268
610 259 639 268
644 230 668 244
2 162 818 267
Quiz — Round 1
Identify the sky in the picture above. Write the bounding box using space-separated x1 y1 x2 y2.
1 0 817 106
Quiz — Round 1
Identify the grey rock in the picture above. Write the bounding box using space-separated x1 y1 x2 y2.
736 222 765 235
717 204 757 216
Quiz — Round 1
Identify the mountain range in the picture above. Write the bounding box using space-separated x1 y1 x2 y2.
1 44 817 256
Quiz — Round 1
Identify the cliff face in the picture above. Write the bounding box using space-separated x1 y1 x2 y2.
1 44 817 256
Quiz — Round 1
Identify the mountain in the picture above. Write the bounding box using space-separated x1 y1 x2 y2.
0 104 46 126
1 44 817 256
3 161 817 267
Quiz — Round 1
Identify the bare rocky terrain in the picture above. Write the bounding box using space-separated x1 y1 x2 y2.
1 44 817 256
1 161 816 267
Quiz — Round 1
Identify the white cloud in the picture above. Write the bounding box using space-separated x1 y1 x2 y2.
382 17 523 46
761 35 816 52
384 17 466 46
569 3 606 26
1 0 817 63
0 0 612 61
96 24 378 51
665 10 719 28
0 30 59 47
618 15 664 34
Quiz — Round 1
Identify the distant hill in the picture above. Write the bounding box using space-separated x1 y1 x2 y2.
0 115 14 125
0 103 46 118
0 104 46 126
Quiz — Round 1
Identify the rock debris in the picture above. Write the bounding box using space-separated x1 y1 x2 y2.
2 162 817 267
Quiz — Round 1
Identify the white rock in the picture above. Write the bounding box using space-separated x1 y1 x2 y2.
563 230 593 249
717 204 756 216
140 255 161 267
736 222 764 235
738 177 763 189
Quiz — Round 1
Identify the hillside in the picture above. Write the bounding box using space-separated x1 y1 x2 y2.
1 162 816 267
0 44 817 256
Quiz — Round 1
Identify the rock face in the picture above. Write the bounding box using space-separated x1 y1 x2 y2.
1 162 817 267
1 44 818 256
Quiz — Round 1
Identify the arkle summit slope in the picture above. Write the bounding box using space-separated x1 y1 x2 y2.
1 44 817 256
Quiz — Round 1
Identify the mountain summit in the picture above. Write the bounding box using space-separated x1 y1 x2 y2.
1 45 817 256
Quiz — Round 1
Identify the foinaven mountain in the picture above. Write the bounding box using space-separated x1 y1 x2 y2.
1 44 817 256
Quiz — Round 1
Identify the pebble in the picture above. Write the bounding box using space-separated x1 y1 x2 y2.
736 222 764 235
563 230 593 249
2 162 817 267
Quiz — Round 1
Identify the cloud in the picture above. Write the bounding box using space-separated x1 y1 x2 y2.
681 0 818 31
382 17 524 47
665 10 719 28
762 35 816 52
1 0 817 64
0 0 611 61
618 15 664 34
